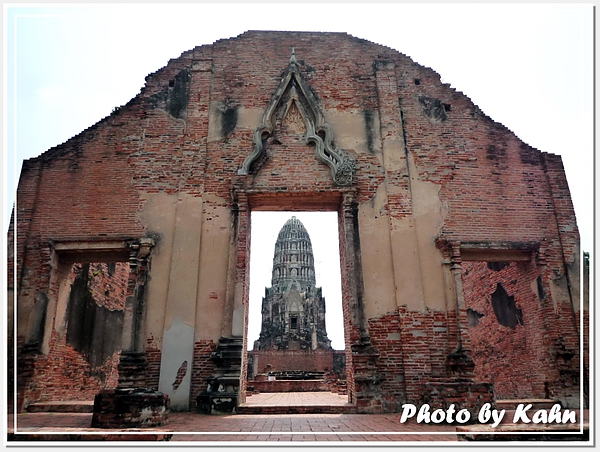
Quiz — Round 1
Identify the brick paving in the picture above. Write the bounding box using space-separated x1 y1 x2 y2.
8 411 458 443
6 393 589 444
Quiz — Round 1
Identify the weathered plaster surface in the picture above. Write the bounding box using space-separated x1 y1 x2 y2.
359 184 397 319
235 107 263 133
325 111 373 154
208 105 262 142
136 193 178 346
158 316 194 411
164 194 204 328
194 197 231 341
156 194 204 409
549 273 573 312
54 264 73 339
388 222 426 311
408 152 448 311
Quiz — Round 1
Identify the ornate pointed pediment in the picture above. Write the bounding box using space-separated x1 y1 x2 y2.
238 49 355 186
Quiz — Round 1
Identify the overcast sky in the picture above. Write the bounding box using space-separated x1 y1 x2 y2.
4 3 593 350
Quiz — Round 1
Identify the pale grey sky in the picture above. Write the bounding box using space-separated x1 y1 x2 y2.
5 4 594 350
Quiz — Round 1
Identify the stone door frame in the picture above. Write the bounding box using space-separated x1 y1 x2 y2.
233 188 370 406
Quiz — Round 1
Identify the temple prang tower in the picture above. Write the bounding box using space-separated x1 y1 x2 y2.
254 216 332 352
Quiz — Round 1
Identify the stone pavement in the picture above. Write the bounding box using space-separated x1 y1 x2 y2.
8 411 590 444
8 411 459 443
6 392 590 444
242 391 350 407
238 391 356 414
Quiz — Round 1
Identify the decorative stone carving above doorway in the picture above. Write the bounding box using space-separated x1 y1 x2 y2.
238 49 355 186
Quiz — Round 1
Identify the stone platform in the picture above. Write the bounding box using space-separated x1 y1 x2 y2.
238 391 356 414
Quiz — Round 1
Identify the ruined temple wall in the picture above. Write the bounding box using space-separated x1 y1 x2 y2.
10 31 583 411
21 331 121 405
18 262 128 407
377 49 580 406
462 258 582 407
462 261 548 399
396 62 581 349
541 153 582 376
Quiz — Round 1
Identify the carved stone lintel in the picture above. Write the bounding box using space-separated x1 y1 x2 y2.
238 51 355 186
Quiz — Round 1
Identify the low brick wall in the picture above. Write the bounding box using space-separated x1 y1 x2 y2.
248 379 330 393
249 349 335 375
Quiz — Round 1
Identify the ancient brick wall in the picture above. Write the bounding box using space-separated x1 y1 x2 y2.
21 331 121 406
19 262 129 407
367 311 406 410
249 380 330 393
249 349 335 375
189 340 218 411
365 307 457 410
86 262 129 311
145 336 162 392
461 260 577 400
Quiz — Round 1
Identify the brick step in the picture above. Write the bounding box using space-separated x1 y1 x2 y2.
27 401 95 413
495 399 560 411
237 404 357 415
332 380 347 395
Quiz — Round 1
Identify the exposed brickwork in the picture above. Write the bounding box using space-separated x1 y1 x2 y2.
249 349 335 374
145 339 161 391
581 310 589 407
249 380 331 393
336 203 358 404
461 260 580 401
85 262 129 311
189 340 218 411
579 258 589 407
367 310 405 410
423 378 496 422
20 331 121 409
15 260 129 410
366 307 456 410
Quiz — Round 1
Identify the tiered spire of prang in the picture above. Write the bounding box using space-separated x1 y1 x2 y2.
271 216 316 293
255 217 332 351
